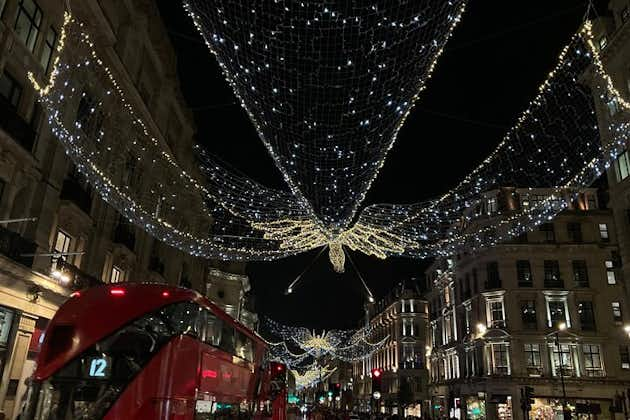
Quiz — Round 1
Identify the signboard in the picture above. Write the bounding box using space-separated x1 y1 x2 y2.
84 356 112 379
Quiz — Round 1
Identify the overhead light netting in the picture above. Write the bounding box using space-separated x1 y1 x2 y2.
184 0 467 230
31 10 630 267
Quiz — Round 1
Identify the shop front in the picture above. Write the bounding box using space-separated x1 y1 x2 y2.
530 397 611 420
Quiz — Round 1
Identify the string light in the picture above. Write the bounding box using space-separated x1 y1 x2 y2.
29 11 630 271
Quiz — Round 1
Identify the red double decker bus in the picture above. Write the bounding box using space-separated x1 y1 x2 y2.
20 284 285 419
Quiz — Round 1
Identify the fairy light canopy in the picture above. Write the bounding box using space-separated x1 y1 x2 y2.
29 6 630 271
184 0 467 230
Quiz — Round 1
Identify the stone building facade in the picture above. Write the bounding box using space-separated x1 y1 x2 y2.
591 0 630 303
425 187 630 420
0 0 231 418
352 279 430 417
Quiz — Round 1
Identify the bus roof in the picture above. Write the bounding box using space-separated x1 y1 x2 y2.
34 283 264 380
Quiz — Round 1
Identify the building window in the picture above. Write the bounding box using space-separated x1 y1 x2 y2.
516 260 532 287
76 91 104 139
487 197 497 214
582 344 604 377
485 262 501 289
489 343 510 375
598 223 609 242
599 35 608 50
486 297 505 328
572 260 589 288
110 266 123 284
521 300 537 329
606 260 617 284
524 344 542 375
40 27 57 74
540 223 555 242
52 230 72 269
612 302 623 323
616 151 630 181
546 297 570 328
620 346 630 369
544 260 563 288
567 222 582 242
551 344 574 377
578 301 595 331
0 72 23 109
623 6 630 23
14 0 42 53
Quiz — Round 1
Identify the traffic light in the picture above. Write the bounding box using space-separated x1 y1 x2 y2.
371 368 383 393
521 386 534 414
331 382 341 398
269 362 286 401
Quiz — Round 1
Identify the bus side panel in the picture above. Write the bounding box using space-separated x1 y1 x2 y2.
104 336 200 420
199 347 252 403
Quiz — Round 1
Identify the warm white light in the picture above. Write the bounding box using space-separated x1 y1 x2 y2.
558 322 567 331
477 324 487 335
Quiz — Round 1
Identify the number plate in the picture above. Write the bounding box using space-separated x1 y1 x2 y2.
84 356 112 379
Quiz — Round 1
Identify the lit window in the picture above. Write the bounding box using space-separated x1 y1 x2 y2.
487 197 497 214
110 266 123 283
489 343 510 375
620 346 630 369
599 223 609 241
52 230 72 269
14 0 42 53
545 296 570 328
612 302 623 323
524 344 541 374
583 344 604 377
486 298 505 328
615 151 630 181
0 72 23 109
599 35 608 50
40 27 57 74
606 260 617 284
551 344 574 377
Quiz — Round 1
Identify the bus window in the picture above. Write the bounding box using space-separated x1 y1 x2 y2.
235 332 254 362
160 302 200 336
219 323 235 354
203 310 222 347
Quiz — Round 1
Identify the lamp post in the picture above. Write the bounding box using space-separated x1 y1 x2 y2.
554 322 569 419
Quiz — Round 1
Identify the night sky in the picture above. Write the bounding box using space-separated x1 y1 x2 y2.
156 1 608 329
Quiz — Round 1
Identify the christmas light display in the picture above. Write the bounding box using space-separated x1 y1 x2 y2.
184 0 467 230
291 363 337 390
263 318 388 362
30 10 630 270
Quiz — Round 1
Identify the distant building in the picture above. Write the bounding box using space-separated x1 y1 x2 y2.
590 0 630 302
425 186 630 420
352 279 429 417
206 262 258 330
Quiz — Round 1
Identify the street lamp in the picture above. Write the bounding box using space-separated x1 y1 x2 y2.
553 322 569 419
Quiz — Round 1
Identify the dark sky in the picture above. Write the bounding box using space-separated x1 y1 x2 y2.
156 1 608 329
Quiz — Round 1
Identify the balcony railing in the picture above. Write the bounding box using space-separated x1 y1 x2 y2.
112 223 135 251
56 259 104 290
60 177 92 215
0 97 36 152
0 225 37 267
